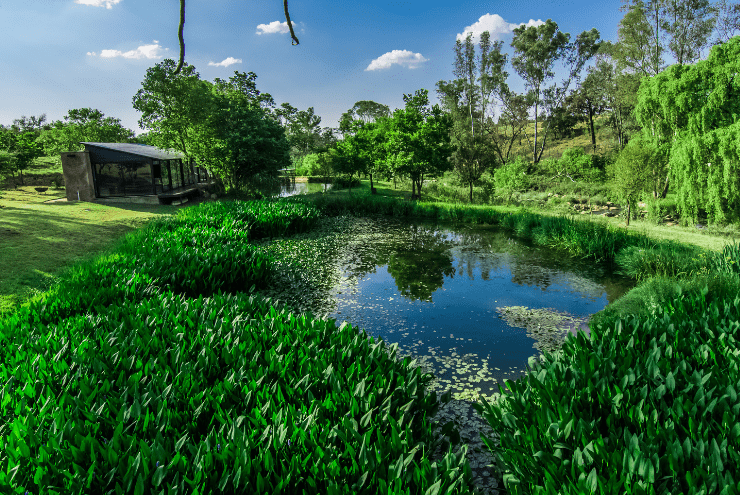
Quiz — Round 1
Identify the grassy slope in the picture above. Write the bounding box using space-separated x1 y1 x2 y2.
0 187 178 314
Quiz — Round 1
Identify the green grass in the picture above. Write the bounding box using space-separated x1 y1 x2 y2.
0 186 178 314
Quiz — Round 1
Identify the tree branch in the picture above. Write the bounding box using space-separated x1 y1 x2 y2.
173 1 299 77
284 0 300 45
173 0 186 75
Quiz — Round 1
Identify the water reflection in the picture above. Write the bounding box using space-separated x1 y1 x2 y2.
258 216 634 402
277 181 331 197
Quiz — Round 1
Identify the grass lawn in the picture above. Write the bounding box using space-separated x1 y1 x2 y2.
0 186 179 314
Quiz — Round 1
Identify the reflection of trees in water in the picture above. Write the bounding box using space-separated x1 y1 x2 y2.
331 221 455 302
386 224 455 301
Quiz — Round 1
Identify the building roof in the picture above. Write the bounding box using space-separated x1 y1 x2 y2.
81 142 184 160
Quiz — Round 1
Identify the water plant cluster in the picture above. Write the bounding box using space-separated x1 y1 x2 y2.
0 199 482 494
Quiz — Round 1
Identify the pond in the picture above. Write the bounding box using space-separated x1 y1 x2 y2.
258 215 634 403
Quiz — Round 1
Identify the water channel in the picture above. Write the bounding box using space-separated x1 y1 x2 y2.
258 215 634 403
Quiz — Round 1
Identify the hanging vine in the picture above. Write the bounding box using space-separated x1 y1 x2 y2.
173 0 299 75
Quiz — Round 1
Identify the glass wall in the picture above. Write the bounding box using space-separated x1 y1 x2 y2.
94 161 154 197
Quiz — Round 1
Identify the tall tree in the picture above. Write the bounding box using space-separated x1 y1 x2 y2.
665 0 717 64
339 100 391 135
712 0 740 45
570 62 611 150
383 89 454 199
132 59 215 165
11 115 49 134
614 0 668 77
635 36 740 222
511 20 601 163
204 71 290 193
284 107 323 158
39 108 137 156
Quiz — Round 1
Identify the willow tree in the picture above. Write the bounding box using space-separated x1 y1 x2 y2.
635 36 740 223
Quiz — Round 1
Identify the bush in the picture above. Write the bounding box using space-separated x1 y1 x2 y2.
494 157 530 202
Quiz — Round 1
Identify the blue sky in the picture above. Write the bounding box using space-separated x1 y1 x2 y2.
0 0 626 134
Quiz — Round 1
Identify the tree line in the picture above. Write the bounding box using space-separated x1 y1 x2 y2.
1 0 738 223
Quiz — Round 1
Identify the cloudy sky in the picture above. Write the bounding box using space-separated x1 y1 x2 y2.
0 0 625 134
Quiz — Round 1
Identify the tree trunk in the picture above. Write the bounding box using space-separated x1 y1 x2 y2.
533 98 539 164
588 105 596 151
660 176 669 199
626 202 631 227
469 181 473 202
370 173 376 194
411 180 416 199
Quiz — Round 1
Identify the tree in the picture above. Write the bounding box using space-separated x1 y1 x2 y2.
437 33 499 201
713 0 740 45
332 133 369 193
449 121 497 202
339 100 391 135
205 71 291 193
511 20 601 163
609 138 653 225
7 132 44 186
665 0 716 65
614 0 668 77
635 36 740 223
570 63 611 150
383 90 454 199
133 59 215 165
39 108 137 157
284 107 323 158
0 150 15 181
590 48 642 149
11 115 49 134
171 0 299 75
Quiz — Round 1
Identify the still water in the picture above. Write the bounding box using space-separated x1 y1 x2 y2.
277 181 332 197
260 216 634 401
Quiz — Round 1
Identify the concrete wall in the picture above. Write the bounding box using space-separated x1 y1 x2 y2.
60 152 95 201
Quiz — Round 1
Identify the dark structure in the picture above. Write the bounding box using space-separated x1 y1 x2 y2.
60 142 212 204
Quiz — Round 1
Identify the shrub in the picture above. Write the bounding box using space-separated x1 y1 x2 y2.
494 157 530 202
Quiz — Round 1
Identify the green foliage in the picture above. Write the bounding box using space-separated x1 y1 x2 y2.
543 147 604 182
609 138 654 217
1 290 471 494
635 36 740 223
38 108 137 156
295 153 321 176
0 196 483 494
474 288 740 494
494 156 530 201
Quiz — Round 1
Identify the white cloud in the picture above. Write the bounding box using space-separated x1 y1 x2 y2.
365 50 428 71
256 20 297 35
90 44 165 59
456 14 545 42
75 0 122 9
208 57 242 67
